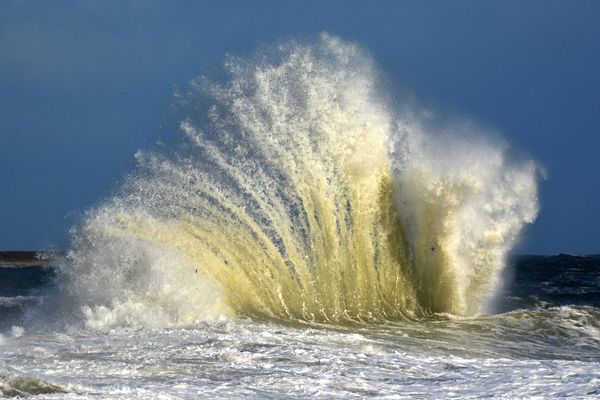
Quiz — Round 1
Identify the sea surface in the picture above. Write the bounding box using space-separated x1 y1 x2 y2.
1 255 599 398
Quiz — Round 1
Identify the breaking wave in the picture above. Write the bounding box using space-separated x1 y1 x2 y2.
63 34 539 328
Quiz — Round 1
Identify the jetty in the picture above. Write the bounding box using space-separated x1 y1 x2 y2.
0 251 64 267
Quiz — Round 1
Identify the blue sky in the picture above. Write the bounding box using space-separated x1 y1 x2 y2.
1 0 599 254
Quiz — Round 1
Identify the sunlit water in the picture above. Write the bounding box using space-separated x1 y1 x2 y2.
2 35 597 398
2 279 600 398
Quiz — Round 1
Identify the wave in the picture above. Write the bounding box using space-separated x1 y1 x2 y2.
500 305 600 339
62 34 539 328
0 377 68 397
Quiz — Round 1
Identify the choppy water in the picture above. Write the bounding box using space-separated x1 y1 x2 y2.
1 256 600 398
2 35 596 398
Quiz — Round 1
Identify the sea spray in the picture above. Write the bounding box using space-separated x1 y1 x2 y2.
64 34 539 328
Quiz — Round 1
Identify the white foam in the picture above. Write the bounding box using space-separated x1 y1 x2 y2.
62 34 539 327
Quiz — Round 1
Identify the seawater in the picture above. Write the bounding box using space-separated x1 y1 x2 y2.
2 256 600 398
2 35 598 398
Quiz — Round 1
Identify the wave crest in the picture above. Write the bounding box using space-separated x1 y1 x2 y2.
65 34 539 327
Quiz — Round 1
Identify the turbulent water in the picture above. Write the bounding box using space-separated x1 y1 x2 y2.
2 255 600 398
66 34 538 327
2 35 598 398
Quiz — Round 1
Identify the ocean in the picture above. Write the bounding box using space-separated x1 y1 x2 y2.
2 35 598 398
1 255 600 398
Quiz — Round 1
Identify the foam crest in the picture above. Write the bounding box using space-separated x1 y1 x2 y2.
64 34 539 327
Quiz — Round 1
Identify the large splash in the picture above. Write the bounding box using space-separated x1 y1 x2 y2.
64 34 539 328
